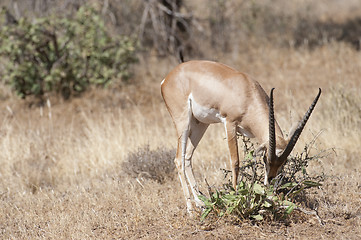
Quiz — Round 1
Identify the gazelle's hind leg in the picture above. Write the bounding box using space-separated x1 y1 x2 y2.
173 98 193 214
173 98 209 214
174 117 209 213
174 127 192 213
184 117 209 208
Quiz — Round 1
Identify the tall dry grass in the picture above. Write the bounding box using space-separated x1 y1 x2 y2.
1 0 361 236
0 42 360 238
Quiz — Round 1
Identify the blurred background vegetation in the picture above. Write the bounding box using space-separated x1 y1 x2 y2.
0 0 361 101
0 1 360 238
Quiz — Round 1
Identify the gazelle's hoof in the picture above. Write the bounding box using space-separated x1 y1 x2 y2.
186 208 198 218
195 198 205 209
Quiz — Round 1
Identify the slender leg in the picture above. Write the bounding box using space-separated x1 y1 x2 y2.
184 118 209 207
173 97 194 214
174 127 192 213
170 98 209 213
225 121 240 189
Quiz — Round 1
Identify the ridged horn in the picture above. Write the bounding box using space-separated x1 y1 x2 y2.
280 88 322 160
268 88 276 162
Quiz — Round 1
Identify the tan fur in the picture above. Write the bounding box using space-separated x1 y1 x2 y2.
161 60 290 214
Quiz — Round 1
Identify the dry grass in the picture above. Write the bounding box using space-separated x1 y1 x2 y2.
0 42 360 239
121 145 175 183
0 1 361 238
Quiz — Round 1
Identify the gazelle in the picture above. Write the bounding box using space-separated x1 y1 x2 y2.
161 60 321 213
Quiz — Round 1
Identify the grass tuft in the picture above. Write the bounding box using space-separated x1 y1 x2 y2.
122 145 176 183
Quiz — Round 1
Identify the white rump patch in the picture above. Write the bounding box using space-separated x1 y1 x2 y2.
160 78 165 85
189 94 224 124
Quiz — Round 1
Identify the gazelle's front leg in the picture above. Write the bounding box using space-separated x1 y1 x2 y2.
225 121 240 189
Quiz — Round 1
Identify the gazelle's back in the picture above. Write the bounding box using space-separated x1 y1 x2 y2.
161 60 269 123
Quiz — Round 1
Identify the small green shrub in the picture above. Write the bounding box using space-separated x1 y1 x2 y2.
200 136 326 221
122 145 176 183
0 6 137 100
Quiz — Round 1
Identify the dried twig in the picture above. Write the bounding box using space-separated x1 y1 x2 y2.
137 0 194 58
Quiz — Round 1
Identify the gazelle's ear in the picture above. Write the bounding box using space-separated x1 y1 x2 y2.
287 121 300 141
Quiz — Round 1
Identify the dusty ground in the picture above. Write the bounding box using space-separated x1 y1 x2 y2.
0 42 360 239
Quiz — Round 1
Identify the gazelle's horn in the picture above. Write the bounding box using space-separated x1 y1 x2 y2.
268 88 276 162
280 88 322 160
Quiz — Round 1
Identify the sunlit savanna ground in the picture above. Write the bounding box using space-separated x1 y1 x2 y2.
1 0 361 238
0 43 360 239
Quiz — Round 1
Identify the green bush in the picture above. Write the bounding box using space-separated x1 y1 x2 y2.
199 136 326 222
0 6 137 99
